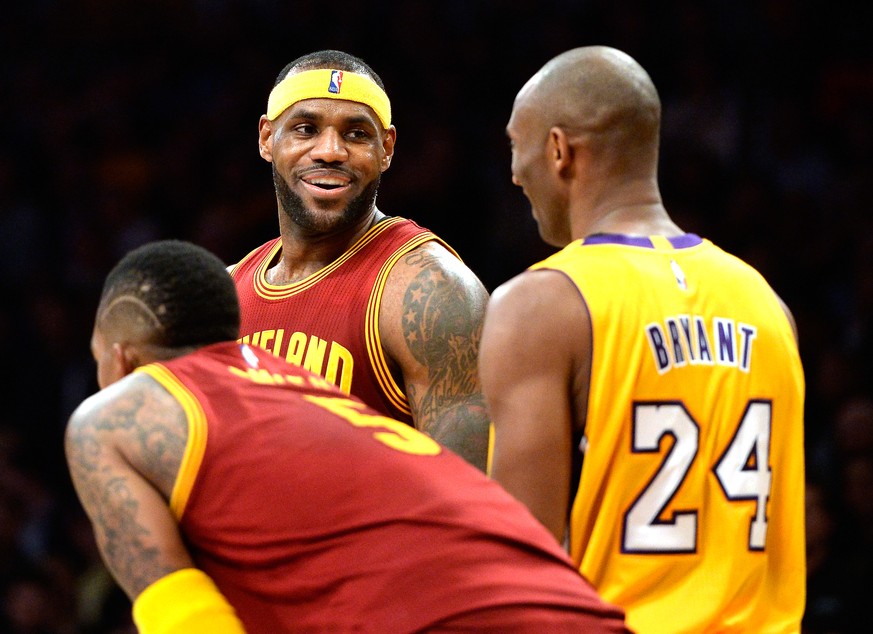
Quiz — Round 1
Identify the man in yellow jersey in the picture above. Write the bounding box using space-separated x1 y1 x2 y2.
480 45 806 633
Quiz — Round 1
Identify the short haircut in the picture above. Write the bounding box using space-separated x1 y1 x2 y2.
98 240 240 348
275 49 385 91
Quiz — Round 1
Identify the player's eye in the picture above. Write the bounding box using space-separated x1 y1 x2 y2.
346 128 371 141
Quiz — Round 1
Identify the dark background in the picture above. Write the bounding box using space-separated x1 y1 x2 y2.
1 1 871 631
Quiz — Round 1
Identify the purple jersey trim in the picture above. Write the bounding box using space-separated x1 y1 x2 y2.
582 233 703 249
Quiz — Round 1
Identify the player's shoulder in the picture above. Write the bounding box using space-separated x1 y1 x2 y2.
481 267 589 388
65 373 178 478
69 372 173 430
68 369 191 499
489 267 583 329
408 238 468 268
390 239 489 301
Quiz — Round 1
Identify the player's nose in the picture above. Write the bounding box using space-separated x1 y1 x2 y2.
310 127 348 162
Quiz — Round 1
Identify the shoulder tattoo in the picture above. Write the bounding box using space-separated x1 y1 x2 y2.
401 250 481 387
399 250 489 468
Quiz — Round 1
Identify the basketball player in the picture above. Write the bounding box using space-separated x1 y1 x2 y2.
229 50 490 470
480 46 806 632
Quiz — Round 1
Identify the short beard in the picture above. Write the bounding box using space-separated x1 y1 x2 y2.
272 166 380 234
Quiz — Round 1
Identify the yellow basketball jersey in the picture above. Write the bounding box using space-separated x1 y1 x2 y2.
531 234 805 634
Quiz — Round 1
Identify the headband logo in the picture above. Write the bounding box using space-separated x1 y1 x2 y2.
329 70 343 94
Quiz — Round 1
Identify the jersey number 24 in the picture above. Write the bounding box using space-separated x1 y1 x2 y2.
622 400 771 554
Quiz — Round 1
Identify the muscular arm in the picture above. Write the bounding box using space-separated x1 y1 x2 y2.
381 242 491 471
479 270 591 542
65 373 194 601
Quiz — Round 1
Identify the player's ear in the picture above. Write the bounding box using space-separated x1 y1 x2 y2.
258 115 274 162
114 342 140 378
380 125 397 172
548 126 573 171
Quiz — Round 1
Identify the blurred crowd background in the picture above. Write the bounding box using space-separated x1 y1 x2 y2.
1 1 870 632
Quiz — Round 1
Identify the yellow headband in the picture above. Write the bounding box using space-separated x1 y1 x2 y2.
266 68 392 128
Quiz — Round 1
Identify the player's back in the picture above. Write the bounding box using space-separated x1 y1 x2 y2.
532 233 805 633
141 341 626 633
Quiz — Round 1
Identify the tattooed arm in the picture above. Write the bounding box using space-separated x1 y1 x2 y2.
64 372 194 601
380 241 491 471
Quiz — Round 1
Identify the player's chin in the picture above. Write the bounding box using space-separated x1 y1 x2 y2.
306 205 363 234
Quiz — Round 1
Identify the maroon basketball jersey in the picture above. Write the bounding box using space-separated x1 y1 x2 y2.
230 217 452 425
138 342 627 632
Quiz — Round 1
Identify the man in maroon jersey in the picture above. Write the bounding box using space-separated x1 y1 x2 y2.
229 49 490 470
66 240 630 633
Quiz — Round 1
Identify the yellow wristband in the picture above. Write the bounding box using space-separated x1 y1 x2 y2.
132 568 246 634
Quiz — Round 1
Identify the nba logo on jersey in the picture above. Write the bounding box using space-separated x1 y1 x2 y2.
670 259 688 291
329 70 343 94
240 343 260 369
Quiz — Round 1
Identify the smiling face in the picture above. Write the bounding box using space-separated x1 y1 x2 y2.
260 97 396 236
506 85 571 248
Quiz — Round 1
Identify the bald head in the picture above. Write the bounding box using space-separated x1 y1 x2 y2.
506 46 675 243
515 46 661 163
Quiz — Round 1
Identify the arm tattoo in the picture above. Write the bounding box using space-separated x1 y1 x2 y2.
401 250 489 470
97 472 166 594
91 383 187 494
67 379 188 596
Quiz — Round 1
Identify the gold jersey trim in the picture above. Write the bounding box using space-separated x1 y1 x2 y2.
365 232 439 416
648 235 675 250
136 364 208 521
249 217 410 300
